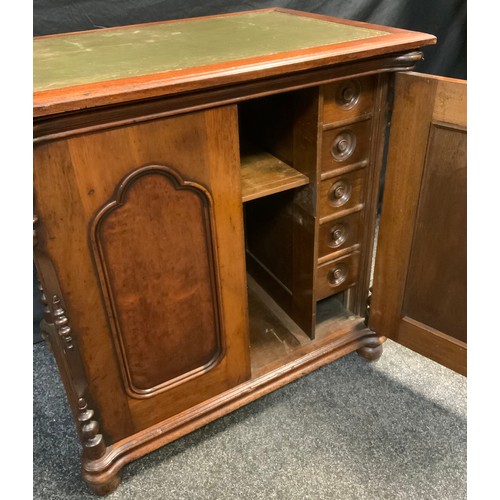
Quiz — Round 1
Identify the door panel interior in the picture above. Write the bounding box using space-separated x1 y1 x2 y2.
369 72 466 375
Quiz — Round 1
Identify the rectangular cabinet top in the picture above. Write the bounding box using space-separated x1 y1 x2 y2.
33 8 435 116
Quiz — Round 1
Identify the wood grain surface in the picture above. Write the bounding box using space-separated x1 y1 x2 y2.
34 105 251 441
370 72 466 375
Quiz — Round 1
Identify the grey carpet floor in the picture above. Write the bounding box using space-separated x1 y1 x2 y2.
33 339 466 500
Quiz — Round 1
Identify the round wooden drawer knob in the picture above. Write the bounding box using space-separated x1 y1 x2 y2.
327 263 348 287
331 131 356 162
328 179 352 207
328 223 348 248
335 79 361 109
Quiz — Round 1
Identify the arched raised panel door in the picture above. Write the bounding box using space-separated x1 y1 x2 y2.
91 165 225 397
33 106 251 440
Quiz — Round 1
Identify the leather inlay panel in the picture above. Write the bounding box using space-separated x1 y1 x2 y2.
91 165 223 397
34 13 387 92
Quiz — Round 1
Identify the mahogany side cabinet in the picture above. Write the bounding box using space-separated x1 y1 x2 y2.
33 8 466 495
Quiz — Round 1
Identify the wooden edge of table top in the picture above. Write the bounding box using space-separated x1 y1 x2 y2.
33 8 436 117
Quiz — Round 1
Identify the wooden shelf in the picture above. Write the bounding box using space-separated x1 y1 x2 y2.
241 149 309 202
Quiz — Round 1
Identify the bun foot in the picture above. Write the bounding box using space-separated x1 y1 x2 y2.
356 335 385 361
83 470 122 496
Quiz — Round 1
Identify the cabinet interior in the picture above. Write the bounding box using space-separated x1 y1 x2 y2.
237 87 366 377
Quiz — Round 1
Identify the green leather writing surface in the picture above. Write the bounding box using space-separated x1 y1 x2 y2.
34 11 388 92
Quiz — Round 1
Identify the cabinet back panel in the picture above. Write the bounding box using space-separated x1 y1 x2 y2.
245 191 294 292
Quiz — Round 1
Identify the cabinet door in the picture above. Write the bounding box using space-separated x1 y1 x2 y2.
369 72 466 375
34 106 251 442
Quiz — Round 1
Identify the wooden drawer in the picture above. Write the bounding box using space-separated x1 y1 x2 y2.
318 169 366 220
321 119 372 175
315 252 360 301
322 75 376 124
318 211 362 260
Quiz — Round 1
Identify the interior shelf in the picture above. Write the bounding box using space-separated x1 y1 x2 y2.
240 147 309 202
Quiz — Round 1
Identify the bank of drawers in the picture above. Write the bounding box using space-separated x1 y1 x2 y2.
315 75 375 300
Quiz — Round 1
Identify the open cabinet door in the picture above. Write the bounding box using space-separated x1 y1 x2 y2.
369 72 466 375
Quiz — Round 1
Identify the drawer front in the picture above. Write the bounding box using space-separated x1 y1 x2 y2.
322 76 376 125
318 212 362 259
318 169 366 219
316 252 360 301
321 119 372 174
